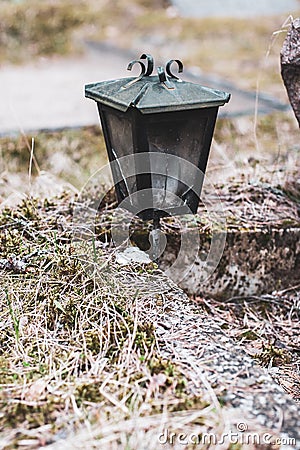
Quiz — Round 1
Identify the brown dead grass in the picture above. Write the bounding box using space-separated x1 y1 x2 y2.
192 288 300 402
0 1 299 445
0 121 299 447
0 0 89 63
0 193 221 449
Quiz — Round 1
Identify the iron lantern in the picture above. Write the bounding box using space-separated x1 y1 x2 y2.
85 54 230 224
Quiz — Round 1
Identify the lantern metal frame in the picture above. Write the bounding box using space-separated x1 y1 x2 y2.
85 53 230 226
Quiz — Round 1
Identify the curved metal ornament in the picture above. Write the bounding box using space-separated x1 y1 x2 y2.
140 53 154 76
166 59 183 81
123 53 184 90
122 60 146 88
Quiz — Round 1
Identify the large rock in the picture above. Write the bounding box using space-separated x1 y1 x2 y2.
281 18 300 127
160 180 300 299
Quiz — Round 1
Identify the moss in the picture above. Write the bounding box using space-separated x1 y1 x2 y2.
148 356 175 377
254 343 293 367
2 397 64 430
0 356 20 384
238 330 259 341
103 311 156 360
75 381 104 404
147 356 190 396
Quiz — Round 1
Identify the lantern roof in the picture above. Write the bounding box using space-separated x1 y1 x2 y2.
85 54 230 114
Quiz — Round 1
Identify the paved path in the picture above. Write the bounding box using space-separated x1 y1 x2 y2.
0 43 289 135
0 46 132 134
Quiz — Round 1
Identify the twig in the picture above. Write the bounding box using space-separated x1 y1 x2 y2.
28 137 34 191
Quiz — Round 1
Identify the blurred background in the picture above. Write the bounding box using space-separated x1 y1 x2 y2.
0 0 299 201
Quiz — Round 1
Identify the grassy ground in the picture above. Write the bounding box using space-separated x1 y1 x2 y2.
0 193 197 449
0 196 175 445
0 0 89 63
0 182 299 449
0 112 299 448
0 126 107 199
0 0 300 448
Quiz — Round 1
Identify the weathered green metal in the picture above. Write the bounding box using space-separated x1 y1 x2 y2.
85 54 230 225
85 54 230 114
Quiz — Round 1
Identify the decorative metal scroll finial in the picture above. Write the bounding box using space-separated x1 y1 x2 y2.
140 53 154 76
124 53 184 90
124 59 146 88
166 59 183 80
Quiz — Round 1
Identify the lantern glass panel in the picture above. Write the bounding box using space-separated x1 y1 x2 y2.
102 107 133 158
145 109 212 212
100 105 138 201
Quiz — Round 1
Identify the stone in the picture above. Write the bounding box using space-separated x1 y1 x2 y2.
159 180 300 299
115 246 152 265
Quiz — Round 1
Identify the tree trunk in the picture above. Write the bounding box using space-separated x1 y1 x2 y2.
280 18 300 127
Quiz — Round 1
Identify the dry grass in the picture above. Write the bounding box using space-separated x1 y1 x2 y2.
0 126 107 204
192 288 300 402
0 1 300 444
0 118 299 447
0 0 168 64
0 0 89 63
0 193 211 449
0 127 298 448
0 111 299 202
